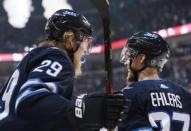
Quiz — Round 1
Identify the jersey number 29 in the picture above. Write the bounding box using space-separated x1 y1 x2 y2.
33 60 62 77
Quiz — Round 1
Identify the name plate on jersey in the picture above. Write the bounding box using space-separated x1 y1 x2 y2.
150 92 182 109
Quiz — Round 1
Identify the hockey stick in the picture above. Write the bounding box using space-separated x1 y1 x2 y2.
90 0 113 131
90 0 113 94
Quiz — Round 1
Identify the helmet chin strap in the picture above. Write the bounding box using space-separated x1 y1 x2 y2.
129 59 147 82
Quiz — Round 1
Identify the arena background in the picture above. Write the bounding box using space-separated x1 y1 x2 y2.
0 0 191 96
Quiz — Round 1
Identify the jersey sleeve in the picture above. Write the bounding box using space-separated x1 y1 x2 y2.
15 47 75 127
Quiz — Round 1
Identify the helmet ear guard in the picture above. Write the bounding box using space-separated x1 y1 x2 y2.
146 51 169 72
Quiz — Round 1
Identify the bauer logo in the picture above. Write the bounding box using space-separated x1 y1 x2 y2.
75 94 86 118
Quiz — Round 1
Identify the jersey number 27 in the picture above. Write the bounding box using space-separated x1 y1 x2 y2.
149 111 190 131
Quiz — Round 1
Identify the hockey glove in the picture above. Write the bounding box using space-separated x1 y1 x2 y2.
67 92 125 130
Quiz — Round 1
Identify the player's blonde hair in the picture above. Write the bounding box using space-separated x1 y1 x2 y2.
39 31 75 49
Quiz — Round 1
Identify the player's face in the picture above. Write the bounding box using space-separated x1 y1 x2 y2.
126 54 145 83
120 45 145 69
120 45 146 83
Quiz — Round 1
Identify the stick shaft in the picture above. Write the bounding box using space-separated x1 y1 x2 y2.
89 0 113 130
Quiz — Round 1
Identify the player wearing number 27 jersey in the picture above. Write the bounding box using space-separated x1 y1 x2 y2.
119 32 191 131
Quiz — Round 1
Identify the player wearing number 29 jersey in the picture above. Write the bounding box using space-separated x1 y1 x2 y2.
0 46 75 131
0 9 126 131
119 32 191 131
0 47 74 131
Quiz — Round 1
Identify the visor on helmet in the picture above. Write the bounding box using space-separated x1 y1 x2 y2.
79 36 93 64
79 36 93 54
120 45 138 65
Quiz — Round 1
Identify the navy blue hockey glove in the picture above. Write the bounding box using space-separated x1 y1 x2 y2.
104 92 126 129
117 98 131 128
67 92 125 130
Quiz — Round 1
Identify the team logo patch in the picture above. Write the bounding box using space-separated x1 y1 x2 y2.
144 32 158 39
